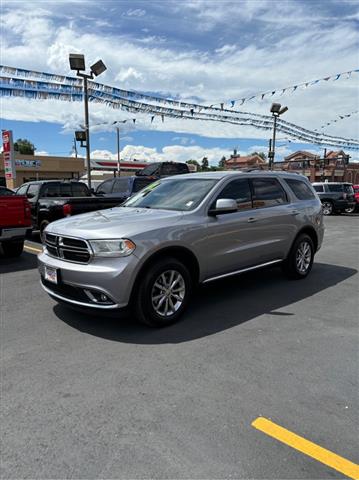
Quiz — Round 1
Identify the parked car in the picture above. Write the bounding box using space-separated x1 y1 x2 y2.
96 176 156 199
38 171 324 327
345 184 359 213
312 182 355 215
0 187 32 257
96 162 190 199
15 180 127 240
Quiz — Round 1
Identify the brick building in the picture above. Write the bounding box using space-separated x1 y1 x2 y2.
224 150 266 170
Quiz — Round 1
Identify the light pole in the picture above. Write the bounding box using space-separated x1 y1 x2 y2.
69 54 107 189
268 103 288 170
115 125 121 176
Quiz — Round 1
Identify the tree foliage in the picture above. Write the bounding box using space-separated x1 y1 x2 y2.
250 151 267 160
14 138 36 155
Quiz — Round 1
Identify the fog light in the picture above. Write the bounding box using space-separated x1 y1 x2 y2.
84 289 113 305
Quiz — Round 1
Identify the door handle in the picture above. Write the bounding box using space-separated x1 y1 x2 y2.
248 217 257 223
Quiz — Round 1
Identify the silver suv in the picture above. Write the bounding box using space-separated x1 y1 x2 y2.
38 171 324 327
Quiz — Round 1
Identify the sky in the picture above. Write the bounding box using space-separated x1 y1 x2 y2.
1 0 359 165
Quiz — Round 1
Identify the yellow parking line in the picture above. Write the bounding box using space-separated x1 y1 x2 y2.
252 417 359 479
24 244 42 254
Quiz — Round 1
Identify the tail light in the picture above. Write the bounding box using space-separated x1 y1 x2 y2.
24 200 31 220
343 193 347 200
63 203 72 216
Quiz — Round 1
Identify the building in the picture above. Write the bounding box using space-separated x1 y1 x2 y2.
0 153 85 188
224 150 266 170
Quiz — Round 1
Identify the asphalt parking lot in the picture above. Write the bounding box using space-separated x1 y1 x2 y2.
1 215 358 479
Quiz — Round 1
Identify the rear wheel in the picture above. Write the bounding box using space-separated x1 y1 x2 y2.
134 257 192 327
345 206 355 214
322 201 333 215
282 234 314 280
2 240 24 257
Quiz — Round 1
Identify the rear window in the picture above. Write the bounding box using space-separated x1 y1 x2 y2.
137 163 160 177
251 178 287 208
285 178 315 200
112 178 130 194
71 183 89 197
313 185 324 192
161 163 188 175
0 187 15 196
344 184 354 194
133 177 152 193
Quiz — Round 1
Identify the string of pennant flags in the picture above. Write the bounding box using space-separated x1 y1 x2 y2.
315 110 358 131
1 66 358 150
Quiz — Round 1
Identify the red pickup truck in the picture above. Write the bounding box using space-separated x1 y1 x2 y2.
0 186 32 257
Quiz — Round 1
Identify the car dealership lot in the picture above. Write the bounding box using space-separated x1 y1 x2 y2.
1 216 358 479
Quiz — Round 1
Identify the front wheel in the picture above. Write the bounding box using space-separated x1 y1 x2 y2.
134 257 193 327
282 234 314 280
345 206 355 214
2 240 24 257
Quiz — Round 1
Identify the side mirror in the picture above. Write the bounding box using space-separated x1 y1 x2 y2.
208 198 238 216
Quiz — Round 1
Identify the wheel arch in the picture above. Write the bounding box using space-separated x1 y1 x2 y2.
293 226 319 252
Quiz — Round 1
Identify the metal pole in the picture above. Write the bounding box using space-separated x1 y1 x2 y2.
116 126 120 176
83 75 91 190
271 114 278 170
268 138 272 170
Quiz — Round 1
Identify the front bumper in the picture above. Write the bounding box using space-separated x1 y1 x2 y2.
38 251 138 310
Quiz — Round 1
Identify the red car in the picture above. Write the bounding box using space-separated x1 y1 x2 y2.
346 184 359 213
0 186 32 257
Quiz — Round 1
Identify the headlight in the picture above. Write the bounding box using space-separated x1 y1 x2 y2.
89 239 136 257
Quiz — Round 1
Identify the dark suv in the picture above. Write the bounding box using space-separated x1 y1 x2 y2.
312 182 355 215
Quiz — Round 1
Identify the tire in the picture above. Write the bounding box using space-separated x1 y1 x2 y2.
40 220 50 243
345 206 355 214
134 257 193 327
321 201 333 216
282 234 314 280
2 240 24 257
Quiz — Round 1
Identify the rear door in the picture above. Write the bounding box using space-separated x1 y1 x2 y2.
0 196 26 227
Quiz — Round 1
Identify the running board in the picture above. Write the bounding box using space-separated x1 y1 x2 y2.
202 259 283 284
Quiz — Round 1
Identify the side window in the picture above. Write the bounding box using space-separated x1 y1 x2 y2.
112 178 130 194
16 185 28 196
40 183 61 197
327 184 343 193
251 178 287 208
71 183 89 197
161 163 182 175
285 178 315 200
133 178 152 193
214 178 252 211
313 185 324 193
27 184 40 199
96 179 114 194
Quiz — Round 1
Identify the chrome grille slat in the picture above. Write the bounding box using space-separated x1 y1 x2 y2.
45 233 91 264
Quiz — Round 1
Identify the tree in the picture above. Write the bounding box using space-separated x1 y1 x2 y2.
14 138 36 155
218 156 226 169
201 157 209 171
250 151 266 160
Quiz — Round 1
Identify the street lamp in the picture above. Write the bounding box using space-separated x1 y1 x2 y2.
268 103 288 170
69 53 107 189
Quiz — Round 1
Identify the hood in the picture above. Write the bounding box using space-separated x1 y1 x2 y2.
47 207 183 239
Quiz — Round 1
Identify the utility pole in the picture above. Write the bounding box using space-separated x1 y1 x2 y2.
116 126 120 176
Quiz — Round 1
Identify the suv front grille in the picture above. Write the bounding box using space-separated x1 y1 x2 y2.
44 233 91 264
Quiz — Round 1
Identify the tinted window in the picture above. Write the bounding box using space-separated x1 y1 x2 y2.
112 178 130 194
60 184 72 196
215 179 252 211
96 179 114 194
41 183 61 197
285 178 315 200
313 185 324 192
137 163 160 176
161 163 188 175
133 178 152 193
0 187 15 196
327 184 343 192
251 178 287 208
16 185 28 196
72 183 89 197
27 184 40 198
344 184 354 194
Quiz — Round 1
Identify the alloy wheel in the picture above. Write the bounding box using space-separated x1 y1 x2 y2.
322 202 333 215
296 241 312 274
151 270 186 317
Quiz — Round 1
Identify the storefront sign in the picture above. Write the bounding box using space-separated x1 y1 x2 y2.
2 130 16 179
15 159 42 168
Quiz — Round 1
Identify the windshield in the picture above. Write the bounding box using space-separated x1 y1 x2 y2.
123 178 218 211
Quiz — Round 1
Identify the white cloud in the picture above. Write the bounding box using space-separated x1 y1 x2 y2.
123 9 146 18
35 150 49 156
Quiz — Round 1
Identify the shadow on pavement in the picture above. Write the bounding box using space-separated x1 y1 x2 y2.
54 262 357 344
0 251 38 274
